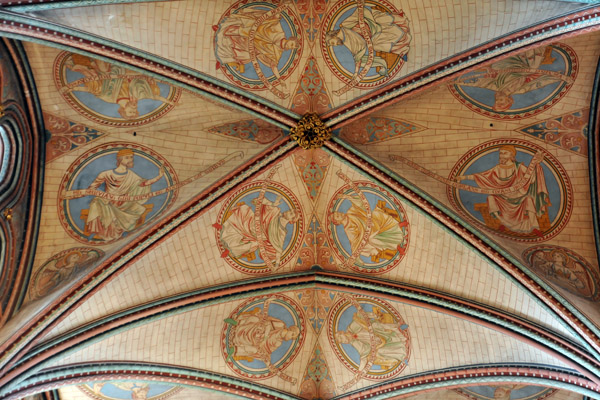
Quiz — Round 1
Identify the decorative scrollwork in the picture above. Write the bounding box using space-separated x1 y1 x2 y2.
290 113 332 149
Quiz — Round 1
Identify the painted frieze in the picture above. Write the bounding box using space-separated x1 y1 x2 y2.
78 382 181 400
321 0 411 94
44 112 108 163
523 246 600 301
328 295 410 386
222 294 306 383
326 172 409 274
214 167 304 274
515 108 589 156
213 0 304 99
58 142 179 245
448 139 572 242
454 385 557 400
54 52 181 127
29 247 103 300
449 43 578 119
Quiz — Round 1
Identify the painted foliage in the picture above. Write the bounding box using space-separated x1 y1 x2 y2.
214 170 304 274
54 52 181 127
321 0 411 94
299 344 336 399
449 44 577 119
78 382 181 400
328 295 410 385
448 139 572 242
58 143 179 245
44 112 107 163
207 118 283 144
327 172 409 274
523 246 600 301
213 0 304 99
222 294 305 383
29 247 103 300
337 116 425 144
454 385 557 400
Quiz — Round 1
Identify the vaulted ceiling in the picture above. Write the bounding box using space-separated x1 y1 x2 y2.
0 1 600 400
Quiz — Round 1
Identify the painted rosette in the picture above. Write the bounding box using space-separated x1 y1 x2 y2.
523 245 600 301
213 0 303 92
328 296 410 380
321 0 410 89
221 294 305 380
215 180 304 274
326 181 409 274
449 43 578 120
78 382 182 400
54 52 181 127
447 139 572 242
58 142 178 245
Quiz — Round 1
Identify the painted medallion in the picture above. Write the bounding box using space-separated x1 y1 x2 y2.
328 295 410 383
213 0 303 99
222 294 305 382
455 385 557 400
29 247 103 300
58 142 178 245
523 246 600 301
54 52 181 127
78 382 181 400
321 0 411 94
326 178 409 274
449 43 577 119
214 180 304 274
448 139 572 242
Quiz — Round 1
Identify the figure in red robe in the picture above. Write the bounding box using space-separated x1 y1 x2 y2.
456 145 550 234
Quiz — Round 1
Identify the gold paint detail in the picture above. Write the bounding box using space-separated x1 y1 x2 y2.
290 113 332 149
0 105 5 118
3 208 12 221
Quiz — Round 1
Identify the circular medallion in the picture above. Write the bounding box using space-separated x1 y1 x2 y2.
328 296 410 380
321 0 411 89
78 382 181 400
523 245 600 301
29 247 103 300
214 1 303 92
449 43 578 119
326 181 409 274
54 52 181 127
58 142 178 245
215 180 304 274
221 294 305 380
455 385 557 400
447 139 572 242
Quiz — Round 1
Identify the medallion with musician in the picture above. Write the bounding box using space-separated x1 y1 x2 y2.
222 294 305 382
321 0 411 95
328 295 410 384
327 173 409 274
448 139 572 242
214 171 304 274
213 0 303 99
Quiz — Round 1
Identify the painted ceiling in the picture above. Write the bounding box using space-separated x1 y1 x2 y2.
0 1 599 400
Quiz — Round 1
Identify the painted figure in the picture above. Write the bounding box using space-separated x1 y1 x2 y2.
532 249 596 298
32 249 100 299
331 193 405 263
229 302 300 366
215 4 300 88
335 305 407 370
455 46 574 111
220 195 299 269
455 145 549 235
324 6 411 79
62 54 176 120
85 149 164 241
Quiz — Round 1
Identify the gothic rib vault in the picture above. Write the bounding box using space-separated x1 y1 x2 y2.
0 1 600 399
